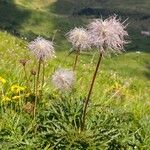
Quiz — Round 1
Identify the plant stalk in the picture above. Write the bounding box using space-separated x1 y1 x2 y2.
73 47 80 71
33 75 36 94
81 52 103 130
42 60 45 88
34 59 42 118
40 60 45 98
23 65 30 89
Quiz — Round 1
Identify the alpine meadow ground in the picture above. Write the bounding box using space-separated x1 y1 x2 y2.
0 0 150 149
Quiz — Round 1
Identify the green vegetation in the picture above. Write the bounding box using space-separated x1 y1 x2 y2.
0 0 149 149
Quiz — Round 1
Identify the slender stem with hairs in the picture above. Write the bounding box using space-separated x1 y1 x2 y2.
34 59 42 118
52 30 57 42
33 75 36 94
81 52 103 130
73 47 80 71
40 60 45 98
23 66 30 89
42 60 45 88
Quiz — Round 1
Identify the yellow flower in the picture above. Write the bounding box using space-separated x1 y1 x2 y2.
12 96 21 100
110 82 122 90
45 102 49 107
2 96 11 102
25 93 31 98
11 85 26 93
109 82 130 99
0 76 6 84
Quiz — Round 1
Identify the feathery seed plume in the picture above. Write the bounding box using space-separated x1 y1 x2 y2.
52 68 76 91
88 16 128 53
28 37 55 60
67 27 91 50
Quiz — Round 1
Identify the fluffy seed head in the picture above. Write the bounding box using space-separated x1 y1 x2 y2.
28 37 55 60
52 68 76 91
67 27 91 50
88 16 128 53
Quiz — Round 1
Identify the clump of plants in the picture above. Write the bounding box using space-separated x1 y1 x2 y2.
0 15 146 149
36 98 143 149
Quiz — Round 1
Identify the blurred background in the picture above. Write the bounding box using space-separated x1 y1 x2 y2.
0 0 150 52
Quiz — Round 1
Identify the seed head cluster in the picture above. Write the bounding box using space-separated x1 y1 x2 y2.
67 27 91 50
28 37 55 60
52 68 76 91
88 16 128 53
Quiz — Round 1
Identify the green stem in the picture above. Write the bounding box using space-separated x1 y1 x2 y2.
23 66 30 89
1 87 4 115
81 52 103 130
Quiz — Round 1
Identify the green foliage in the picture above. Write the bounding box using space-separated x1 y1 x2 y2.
0 110 35 149
0 1 149 149
0 97 145 149
37 98 144 149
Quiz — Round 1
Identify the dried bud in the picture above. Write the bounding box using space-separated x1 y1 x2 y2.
31 69 36 76
23 102 34 115
19 59 28 66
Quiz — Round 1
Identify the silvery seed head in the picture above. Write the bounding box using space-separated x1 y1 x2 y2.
52 68 76 91
28 37 55 60
66 27 91 50
88 16 128 54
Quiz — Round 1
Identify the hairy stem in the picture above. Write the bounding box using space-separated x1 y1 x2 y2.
34 59 42 118
41 60 45 98
33 75 36 95
73 48 80 71
23 66 30 89
42 61 45 88
81 52 103 130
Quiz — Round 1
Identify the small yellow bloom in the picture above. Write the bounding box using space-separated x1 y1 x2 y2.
12 96 21 100
0 76 6 84
2 96 11 102
25 93 31 98
11 85 26 93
